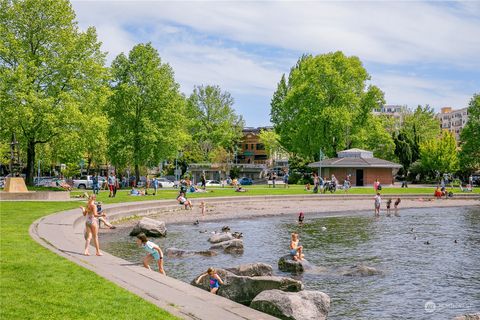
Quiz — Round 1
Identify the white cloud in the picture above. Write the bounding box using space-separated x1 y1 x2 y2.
71 0 480 124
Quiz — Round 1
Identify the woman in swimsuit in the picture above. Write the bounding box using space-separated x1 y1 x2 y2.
80 195 102 256
195 267 224 294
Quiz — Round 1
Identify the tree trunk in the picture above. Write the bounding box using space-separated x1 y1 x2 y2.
135 163 140 187
26 139 36 186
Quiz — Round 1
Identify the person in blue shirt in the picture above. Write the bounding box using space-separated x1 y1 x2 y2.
92 174 99 195
152 178 159 195
194 267 224 294
136 233 165 275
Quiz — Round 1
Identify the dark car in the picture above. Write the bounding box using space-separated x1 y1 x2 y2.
238 177 253 185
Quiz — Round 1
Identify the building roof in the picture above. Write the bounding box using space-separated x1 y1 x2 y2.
309 149 402 169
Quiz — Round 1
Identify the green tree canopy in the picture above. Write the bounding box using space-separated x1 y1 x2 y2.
0 0 109 184
459 93 480 172
270 52 384 159
420 130 459 177
351 115 396 161
186 85 244 161
258 129 288 163
107 43 187 182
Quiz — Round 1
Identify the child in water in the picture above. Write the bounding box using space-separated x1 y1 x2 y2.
374 192 382 216
136 233 165 275
298 212 305 224
199 201 206 216
290 233 304 261
386 198 392 216
195 267 224 294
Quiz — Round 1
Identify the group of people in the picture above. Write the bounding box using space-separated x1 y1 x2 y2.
374 193 401 216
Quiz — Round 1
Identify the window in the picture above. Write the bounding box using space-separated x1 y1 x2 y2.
256 143 265 150
245 144 249 150
251 144 254 150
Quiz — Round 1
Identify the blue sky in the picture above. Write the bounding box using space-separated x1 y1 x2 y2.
72 0 480 127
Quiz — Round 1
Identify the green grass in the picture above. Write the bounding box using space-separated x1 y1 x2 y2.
70 184 480 204
0 201 179 320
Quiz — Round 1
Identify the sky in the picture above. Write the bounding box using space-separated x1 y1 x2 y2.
72 0 480 127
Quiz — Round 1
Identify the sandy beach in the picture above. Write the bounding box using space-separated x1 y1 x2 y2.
110 197 480 227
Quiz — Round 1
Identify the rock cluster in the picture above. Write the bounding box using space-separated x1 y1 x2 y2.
129 218 167 237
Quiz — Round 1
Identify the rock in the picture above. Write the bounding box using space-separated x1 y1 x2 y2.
226 263 273 277
166 247 217 258
278 255 308 273
251 289 330 320
191 269 303 305
453 314 480 320
129 218 167 237
210 239 244 253
341 264 384 277
208 232 234 243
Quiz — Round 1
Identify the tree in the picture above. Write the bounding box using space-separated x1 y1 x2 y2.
459 93 480 173
270 52 384 159
402 105 440 158
351 115 396 161
394 132 413 172
420 130 459 177
0 0 109 184
107 43 187 183
186 85 244 161
258 129 288 164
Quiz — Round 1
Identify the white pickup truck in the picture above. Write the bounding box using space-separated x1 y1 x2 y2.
72 175 104 189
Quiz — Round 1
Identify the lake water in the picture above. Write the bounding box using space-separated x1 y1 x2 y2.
100 206 480 319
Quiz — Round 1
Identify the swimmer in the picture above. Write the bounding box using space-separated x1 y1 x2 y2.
195 267 224 294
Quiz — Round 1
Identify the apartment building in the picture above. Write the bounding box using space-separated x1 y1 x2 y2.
436 107 469 140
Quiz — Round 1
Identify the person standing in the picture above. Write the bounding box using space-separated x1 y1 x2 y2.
283 170 289 188
113 173 119 197
373 179 380 193
272 172 277 188
374 192 382 216
201 173 206 190
92 174 99 195
152 177 159 195
107 173 115 197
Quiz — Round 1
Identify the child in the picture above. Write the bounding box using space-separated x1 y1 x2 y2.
199 201 206 216
386 198 392 216
298 212 305 224
290 233 304 261
374 192 381 216
394 198 401 209
136 233 165 275
195 267 224 294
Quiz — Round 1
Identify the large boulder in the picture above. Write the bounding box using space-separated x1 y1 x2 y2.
278 255 308 273
191 269 303 305
129 218 167 237
226 263 273 277
208 232 234 243
210 239 244 253
454 314 480 320
341 264 384 277
166 247 217 258
251 289 331 320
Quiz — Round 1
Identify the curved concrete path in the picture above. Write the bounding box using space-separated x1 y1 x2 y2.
30 199 278 320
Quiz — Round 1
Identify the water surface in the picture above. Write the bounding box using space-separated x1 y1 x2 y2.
101 206 480 319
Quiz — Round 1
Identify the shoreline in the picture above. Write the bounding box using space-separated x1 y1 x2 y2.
108 198 480 228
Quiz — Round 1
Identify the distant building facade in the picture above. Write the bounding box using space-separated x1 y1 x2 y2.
308 148 402 186
436 107 469 141
188 126 288 182
373 105 407 121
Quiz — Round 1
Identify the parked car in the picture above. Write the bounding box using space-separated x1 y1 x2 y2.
156 177 174 188
238 177 253 185
72 175 97 189
196 180 221 187
0 177 5 188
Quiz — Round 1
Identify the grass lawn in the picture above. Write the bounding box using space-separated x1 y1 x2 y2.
0 201 179 320
71 184 480 204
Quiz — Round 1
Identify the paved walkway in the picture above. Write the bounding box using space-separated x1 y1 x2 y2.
30 203 277 320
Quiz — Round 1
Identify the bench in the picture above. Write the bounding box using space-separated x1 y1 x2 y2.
267 180 285 187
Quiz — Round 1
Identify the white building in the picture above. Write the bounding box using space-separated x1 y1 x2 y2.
436 107 469 141
373 105 408 121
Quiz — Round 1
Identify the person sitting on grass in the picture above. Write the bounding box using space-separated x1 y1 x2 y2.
235 186 247 192
194 267 224 294
130 187 140 196
290 233 304 261
177 192 193 209
136 233 165 275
